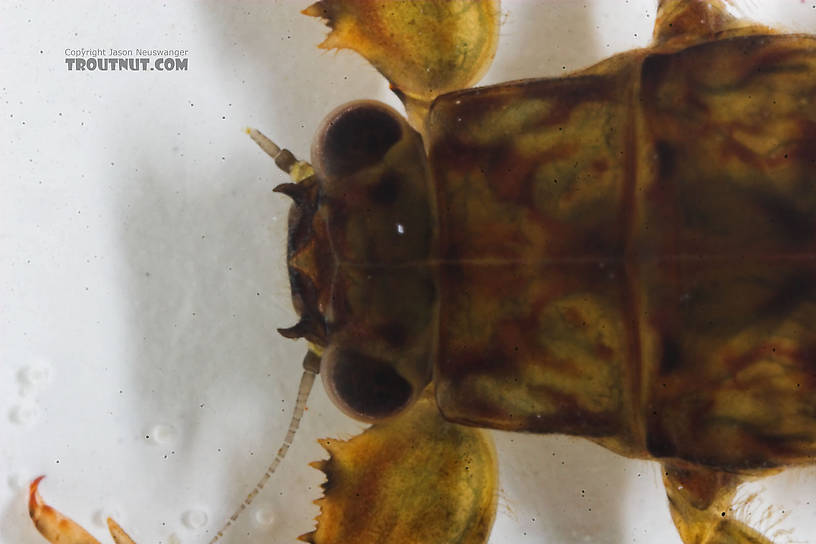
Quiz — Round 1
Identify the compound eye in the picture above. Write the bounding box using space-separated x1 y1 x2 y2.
312 101 404 180
320 346 416 423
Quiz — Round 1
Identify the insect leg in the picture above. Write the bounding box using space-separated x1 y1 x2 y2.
653 0 774 47
303 388 498 544
28 476 137 544
661 463 773 544
302 0 500 134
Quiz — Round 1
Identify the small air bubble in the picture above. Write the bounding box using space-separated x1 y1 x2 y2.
93 507 121 527
9 403 40 426
146 423 177 445
253 504 276 527
18 361 53 388
7 473 26 490
18 383 35 397
182 509 208 529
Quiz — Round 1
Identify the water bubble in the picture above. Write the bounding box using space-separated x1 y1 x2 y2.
145 423 177 445
18 383 35 397
9 403 40 426
7 473 26 490
93 507 121 527
253 504 276 527
18 361 53 388
182 509 208 529
93 510 106 527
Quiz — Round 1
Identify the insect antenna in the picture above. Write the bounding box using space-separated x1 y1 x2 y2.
208 133 321 543
246 128 314 183
207 350 322 544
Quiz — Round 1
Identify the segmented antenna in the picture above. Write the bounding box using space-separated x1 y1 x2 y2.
207 132 322 543
208 351 321 544
247 128 314 182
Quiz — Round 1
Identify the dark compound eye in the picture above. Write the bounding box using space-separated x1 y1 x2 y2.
321 346 414 422
312 101 403 180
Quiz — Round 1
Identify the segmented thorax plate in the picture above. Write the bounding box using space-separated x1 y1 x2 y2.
428 34 816 468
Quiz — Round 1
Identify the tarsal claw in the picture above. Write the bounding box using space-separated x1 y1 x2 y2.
28 476 137 544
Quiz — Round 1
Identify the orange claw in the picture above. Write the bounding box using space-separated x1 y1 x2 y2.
28 476 137 544
106 518 137 544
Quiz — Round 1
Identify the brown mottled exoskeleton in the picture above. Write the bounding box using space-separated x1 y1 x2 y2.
29 1 816 543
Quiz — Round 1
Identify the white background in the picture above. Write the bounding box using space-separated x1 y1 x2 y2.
2 1 816 543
